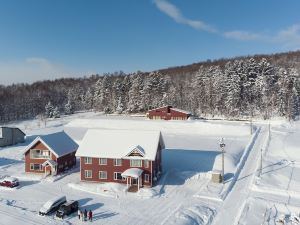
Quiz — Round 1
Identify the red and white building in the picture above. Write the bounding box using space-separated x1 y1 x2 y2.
24 131 78 176
76 129 164 191
147 105 192 120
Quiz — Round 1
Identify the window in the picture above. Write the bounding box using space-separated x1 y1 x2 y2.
114 172 123 180
30 149 50 159
130 159 142 167
114 159 122 166
84 170 92 178
0 128 2 138
144 160 149 168
30 163 42 171
84 157 92 164
99 158 107 165
99 171 107 179
144 174 150 183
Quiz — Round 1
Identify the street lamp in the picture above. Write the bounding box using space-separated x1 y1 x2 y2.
220 138 226 184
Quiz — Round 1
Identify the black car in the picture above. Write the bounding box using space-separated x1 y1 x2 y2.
56 200 79 219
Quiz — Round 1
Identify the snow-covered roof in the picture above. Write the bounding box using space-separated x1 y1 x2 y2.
42 160 58 167
76 129 164 161
24 131 78 157
121 168 143 178
171 108 192 115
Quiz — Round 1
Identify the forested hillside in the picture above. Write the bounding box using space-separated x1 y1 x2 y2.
1 51 300 123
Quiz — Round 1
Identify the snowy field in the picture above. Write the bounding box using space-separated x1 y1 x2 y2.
1 112 299 224
237 121 300 225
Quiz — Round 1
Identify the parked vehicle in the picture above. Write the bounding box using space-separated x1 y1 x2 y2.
39 196 66 216
56 200 79 219
0 177 19 188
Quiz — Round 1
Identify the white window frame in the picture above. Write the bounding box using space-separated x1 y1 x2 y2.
144 160 149 168
114 159 122 166
84 157 92 164
114 172 125 181
30 163 42 171
144 174 150 183
99 158 107 165
0 128 2 138
130 159 142 167
99 171 107 179
84 170 92 178
30 149 51 159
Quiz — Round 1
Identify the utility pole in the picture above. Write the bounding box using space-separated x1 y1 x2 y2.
220 138 226 184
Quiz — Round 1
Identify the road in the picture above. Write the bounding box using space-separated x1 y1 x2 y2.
212 126 268 225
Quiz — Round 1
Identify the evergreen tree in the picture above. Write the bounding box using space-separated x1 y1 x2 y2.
45 101 54 118
64 100 74 115
52 107 60 118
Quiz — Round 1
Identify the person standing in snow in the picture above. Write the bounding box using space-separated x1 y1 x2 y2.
88 210 93 222
78 209 81 220
84 209 87 221
80 210 84 221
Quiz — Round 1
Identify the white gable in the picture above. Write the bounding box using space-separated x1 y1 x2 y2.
126 145 145 157
24 131 78 157
76 129 163 161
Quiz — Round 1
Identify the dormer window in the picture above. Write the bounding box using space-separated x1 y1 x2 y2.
126 145 145 157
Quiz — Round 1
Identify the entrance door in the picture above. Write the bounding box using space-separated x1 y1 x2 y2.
132 178 138 185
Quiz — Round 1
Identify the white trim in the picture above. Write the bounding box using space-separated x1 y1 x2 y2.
23 137 59 158
99 158 107 165
126 145 145 157
84 170 92 178
30 163 43 171
84 157 92 164
23 135 77 158
114 159 122 166
99 171 107 179
144 174 150 183
30 149 51 159
114 172 124 181
130 159 142 167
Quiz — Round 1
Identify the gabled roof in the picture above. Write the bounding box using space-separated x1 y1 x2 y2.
171 108 192 115
24 131 78 158
0 127 26 136
76 129 164 161
148 105 172 112
126 145 145 157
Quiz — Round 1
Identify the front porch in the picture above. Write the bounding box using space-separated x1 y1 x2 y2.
42 160 57 176
121 168 143 192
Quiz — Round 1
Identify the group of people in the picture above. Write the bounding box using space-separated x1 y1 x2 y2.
78 208 93 222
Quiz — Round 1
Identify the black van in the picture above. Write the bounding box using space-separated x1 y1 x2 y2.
55 200 79 219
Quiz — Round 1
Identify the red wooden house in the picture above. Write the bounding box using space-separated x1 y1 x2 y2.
147 106 192 120
24 131 78 176
76 129 164 191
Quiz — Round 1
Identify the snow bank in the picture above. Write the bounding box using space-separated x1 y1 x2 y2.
68 182 124 198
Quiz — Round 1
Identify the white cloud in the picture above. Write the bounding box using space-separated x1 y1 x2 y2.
0 57 83 85
274 24 300 49
153 0 217 33
223 30 264 41
153 0 300 50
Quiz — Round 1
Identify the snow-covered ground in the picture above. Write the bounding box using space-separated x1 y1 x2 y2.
1 112 299 224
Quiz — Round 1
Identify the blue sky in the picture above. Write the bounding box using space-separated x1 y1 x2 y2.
1 0 300 84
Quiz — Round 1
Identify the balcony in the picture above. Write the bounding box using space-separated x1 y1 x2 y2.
30 150 51 159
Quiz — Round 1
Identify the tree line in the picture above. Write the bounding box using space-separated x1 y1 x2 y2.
0 53 299 123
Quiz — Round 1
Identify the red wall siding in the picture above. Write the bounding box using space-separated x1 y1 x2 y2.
24 141 76 174
56 152 77 173
148 106 189 120
24 141 56 173
80 158 153 186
